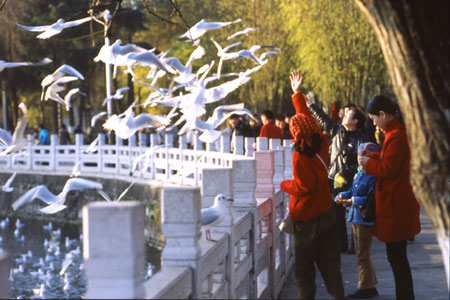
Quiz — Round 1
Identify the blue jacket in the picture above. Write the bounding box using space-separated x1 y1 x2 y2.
336 171 376 226
38 129 50 145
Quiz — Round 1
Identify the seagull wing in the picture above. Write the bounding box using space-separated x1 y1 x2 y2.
0 128 12 146
128 52 176 74
186 46 206 66
203 76 251 104
91 112 107 127
61 177 103 196
16 23 50 32
97 189 112 202
40 203 67 214
61 16 92 29
12 185 57 210
11 103 28 144
201 207 221 226
116 181 135 202
129 113 170 129
4 172 17 188
84 136 100 153
199 129 223 143
64 88 80 110
54 64 85 80
208 103 245 126
215 108 258 128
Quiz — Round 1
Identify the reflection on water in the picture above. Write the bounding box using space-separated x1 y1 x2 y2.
0 216 161 299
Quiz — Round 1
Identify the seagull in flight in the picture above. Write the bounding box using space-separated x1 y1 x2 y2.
0 172 17 192
43 76 80 106
102 87 130 106
180 18 241 42
90 111 108 128
201 194 233 242
226 27 261 40
41 64 84 101
12 177 103 214
97 181 135 202
17 10 108 39
0 103 29 156
0 58 51 72
103 104 170 140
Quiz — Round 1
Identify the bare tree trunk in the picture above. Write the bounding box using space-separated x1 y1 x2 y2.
355 0 450 288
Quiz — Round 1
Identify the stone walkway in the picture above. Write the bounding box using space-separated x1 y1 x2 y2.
278 210 449 299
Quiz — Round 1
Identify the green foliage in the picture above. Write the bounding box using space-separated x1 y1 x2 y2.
279 0 392 107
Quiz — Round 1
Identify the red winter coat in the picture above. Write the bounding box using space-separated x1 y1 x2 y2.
280 93 331 221
365 118 420 242
259 121 283 140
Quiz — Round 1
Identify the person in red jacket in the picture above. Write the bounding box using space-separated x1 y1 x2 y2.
259 109 283 140
281 70 347 300
359 95 420 300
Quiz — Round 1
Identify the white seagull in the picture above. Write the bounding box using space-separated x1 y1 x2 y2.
43 76 79 105
12 177 103 214
41 64 84 101
0 103 29 156
201 194 233 242
102 87 130 106
0 58 52 72
17 10 108 39
63 88 84 111
97 181 135 202
90 111 108 128
103 105 170 140
226 27 261 40
0 172 17 192
180 18 241 41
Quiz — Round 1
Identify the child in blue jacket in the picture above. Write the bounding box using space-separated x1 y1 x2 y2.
335 142 379 299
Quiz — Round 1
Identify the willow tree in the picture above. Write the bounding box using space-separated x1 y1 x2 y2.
355 0 450 288
280 0 392 107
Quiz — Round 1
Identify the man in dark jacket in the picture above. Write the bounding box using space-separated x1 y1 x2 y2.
307 98 368 253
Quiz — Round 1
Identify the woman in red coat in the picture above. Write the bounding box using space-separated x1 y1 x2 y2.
359 95 420 300
281 70 347 300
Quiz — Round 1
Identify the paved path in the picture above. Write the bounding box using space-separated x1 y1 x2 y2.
279 210 449 299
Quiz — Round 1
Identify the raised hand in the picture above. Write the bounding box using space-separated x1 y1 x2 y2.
290 70 303 94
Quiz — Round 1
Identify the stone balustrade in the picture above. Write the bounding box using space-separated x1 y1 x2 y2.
0 133 295 299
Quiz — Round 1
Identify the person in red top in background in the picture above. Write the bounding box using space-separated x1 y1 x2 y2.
359 95 420 300
281 70 347 300
259 110 283 140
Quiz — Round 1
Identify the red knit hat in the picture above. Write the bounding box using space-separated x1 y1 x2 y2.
289 113 319 147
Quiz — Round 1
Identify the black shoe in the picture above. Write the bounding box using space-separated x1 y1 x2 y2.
347 288 374 299
371 287 378 296
345 248 356 254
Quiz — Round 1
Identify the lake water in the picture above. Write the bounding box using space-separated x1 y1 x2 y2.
0 216 161 299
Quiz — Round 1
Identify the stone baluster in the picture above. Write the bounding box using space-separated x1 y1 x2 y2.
50 134 58 170
233 135 244 156
256 137 268 151
165 133 173 147
220 134 231 153
0 252 10 299
115 137 123 174
282 140 293 181
193 133 203 150
206 141 216 152
98 133 105 173
138 132 147 147
161 186 202 299
83 201 145 299
150 134 158 147
245 137 255 157
254 150 276 298
179 135 188 149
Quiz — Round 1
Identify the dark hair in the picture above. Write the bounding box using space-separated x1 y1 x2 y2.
229 114 240 120
261 110 274 120
39 124 45 129
294 132 323 157
366 95 404 124
366 95 396 115
349 107 366 130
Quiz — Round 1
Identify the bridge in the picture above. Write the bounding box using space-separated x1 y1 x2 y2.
0 132 295 299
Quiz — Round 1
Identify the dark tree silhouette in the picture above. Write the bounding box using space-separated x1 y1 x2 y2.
356 0 450 285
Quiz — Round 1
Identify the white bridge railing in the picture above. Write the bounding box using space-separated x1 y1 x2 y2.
0 132 295 299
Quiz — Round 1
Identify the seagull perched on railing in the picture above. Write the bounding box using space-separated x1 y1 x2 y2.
0 103 29 156
0 58 51 72
12 177 103 214
0 172 17 192
201 194 233 242
17 10 108 39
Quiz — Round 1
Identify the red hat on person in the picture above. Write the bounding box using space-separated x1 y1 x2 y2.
289 113 319 148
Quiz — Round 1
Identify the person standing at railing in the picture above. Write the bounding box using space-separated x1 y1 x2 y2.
58 123 71 145
38 124 50 145
281 70 348 300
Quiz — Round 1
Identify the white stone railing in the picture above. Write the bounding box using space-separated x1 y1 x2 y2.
1 132 295 299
